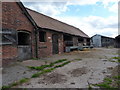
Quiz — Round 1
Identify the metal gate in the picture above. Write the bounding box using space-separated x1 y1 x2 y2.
52 34 59 54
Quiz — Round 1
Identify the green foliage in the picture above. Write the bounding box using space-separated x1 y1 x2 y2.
28 64 52 70
95 83 112 89
11 82 19 87
2 78 30 89
32 68 55 78
74 58 82 61
19 78 29 84
112 57 120 60
109 57 120 63
93 76 120 89
2 85 11 89
104 77 112 84
52 59 67 64
31 58 39 60
28 59 67 70
112 76 120 80
54 61 71 68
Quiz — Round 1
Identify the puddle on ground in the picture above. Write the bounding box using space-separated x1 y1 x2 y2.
38 72 67 84
68 67 88 77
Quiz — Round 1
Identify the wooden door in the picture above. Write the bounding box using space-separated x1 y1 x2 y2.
52 34 59 54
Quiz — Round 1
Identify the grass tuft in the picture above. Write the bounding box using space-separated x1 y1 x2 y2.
31 58 39 60
19 78 29 84
32 68 55 78
28 59 67 70
1 78 29 89
112 76 120 80
54 61 71 68
74 58 82 61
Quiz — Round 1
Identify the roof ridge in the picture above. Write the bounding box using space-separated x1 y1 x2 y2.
26 8 83 31
26 7 89 38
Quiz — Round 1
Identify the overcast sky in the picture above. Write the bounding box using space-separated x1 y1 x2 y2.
21 0 118 38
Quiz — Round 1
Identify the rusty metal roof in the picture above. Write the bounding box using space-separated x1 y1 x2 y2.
26 8 89 38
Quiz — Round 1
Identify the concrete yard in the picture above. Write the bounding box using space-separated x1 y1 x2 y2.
2 48 119 88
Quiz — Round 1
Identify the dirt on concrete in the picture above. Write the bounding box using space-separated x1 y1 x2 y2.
2 48 119 88
38 72 67 84
68 67 88 77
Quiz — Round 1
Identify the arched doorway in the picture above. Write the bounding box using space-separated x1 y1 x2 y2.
17 30 32 60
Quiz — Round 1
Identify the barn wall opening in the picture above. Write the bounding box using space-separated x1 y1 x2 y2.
39 31 46 42
78 37 84 43
63 35 73 46
18 31 30 45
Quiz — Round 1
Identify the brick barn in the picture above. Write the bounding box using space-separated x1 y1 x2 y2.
1 1 90 61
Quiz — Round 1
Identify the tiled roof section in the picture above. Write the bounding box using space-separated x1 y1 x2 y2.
26 8 89 38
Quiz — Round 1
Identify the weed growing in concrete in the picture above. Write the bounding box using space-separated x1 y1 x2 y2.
19 78 29 84
54 61 71 68
74 58 82 61
32 58 39 60
32 68 55 78
28 64 53 70
51 59 67 64
28 59 67 70
112 57 120 60
109 57 120 63
92 76 120 89
112 75 120 80
1 78 29 89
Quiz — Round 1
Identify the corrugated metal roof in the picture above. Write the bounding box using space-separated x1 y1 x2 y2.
26 8 89 38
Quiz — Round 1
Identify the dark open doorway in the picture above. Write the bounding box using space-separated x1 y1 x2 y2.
52 34 59 54
18 32 30 45
17 31 32 60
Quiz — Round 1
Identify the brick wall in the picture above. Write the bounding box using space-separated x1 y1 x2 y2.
2 2 35 60
38 30 64 57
